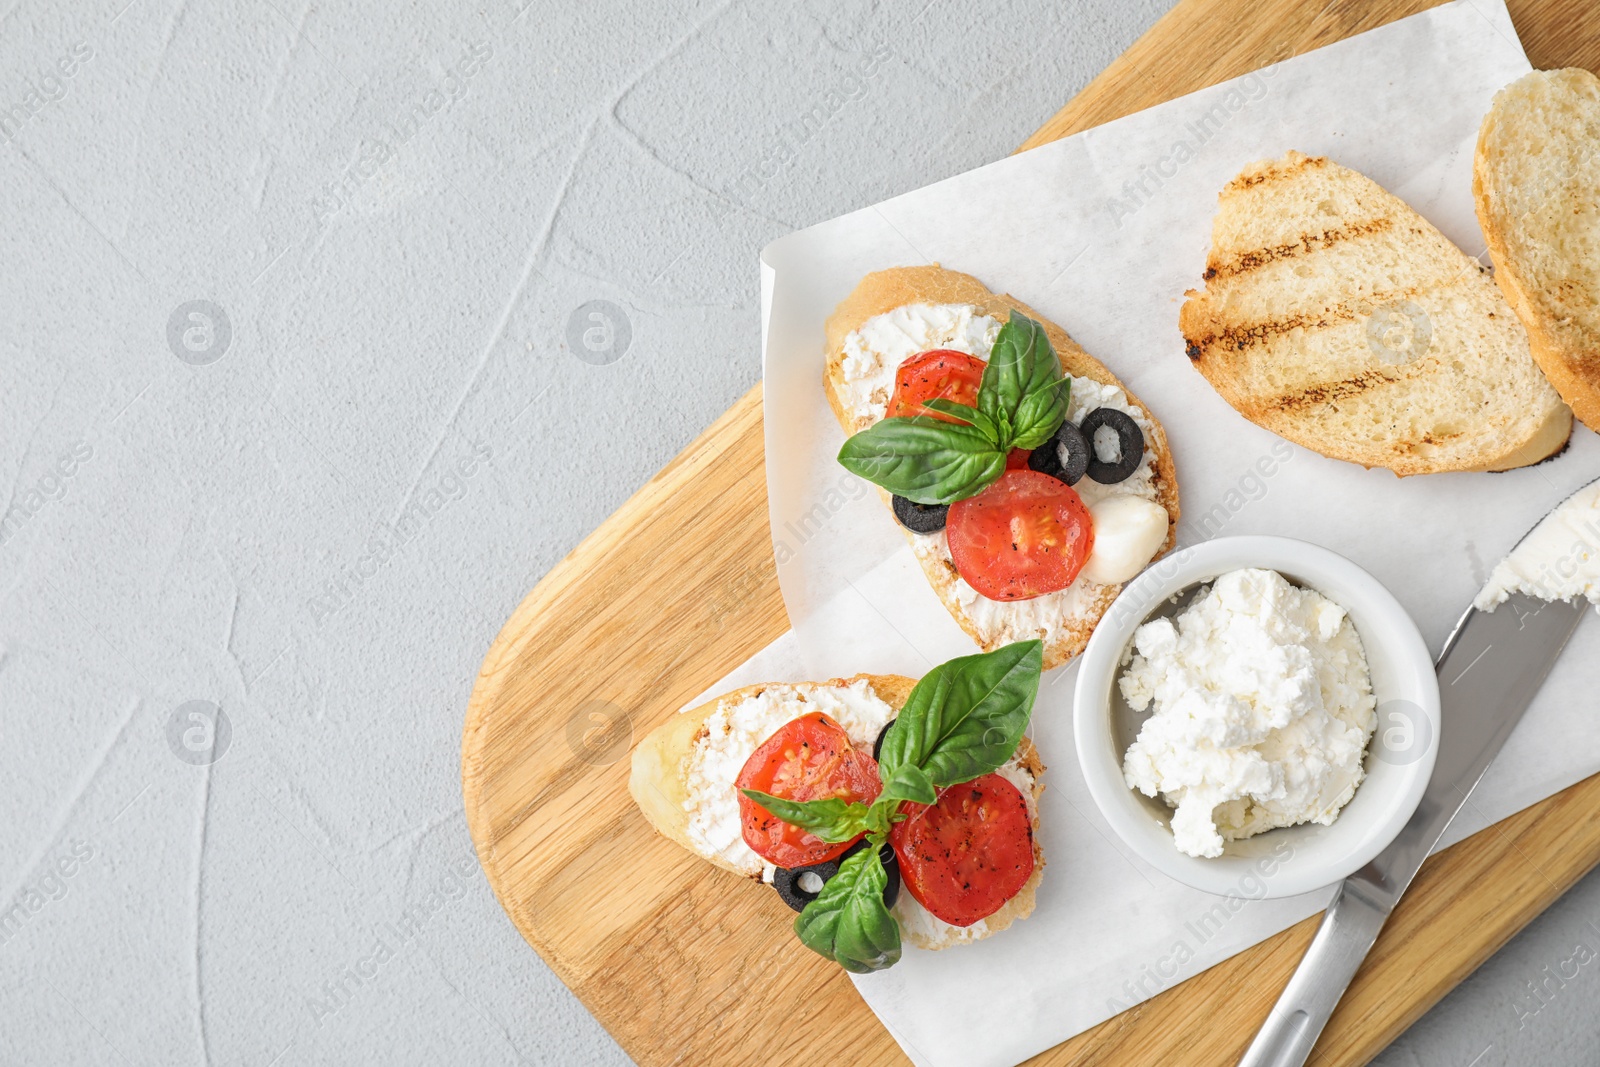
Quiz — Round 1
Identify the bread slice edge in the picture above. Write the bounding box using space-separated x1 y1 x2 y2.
1475 68 1600 433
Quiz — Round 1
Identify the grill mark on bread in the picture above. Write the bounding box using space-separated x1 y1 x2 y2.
1231 153 1325 190
1249 354 1453 421
1190 286 1423 355
1194 306 1356 353
1204 216 1396 281
1251 368 1404 416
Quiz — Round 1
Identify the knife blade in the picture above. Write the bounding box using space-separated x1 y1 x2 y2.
1237 590 1587 1067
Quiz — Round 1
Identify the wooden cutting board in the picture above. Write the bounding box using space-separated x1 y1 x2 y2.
461 2 1600 1064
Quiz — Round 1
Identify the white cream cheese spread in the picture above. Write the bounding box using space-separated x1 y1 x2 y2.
837 302 1167 647
838 302 999 431
682 680 897 876
1476 480 1600 614
1119 568 1376 859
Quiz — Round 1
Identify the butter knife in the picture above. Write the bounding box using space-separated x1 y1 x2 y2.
1237 586 1586 1067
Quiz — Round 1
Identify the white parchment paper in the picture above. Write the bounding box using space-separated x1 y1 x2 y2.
737 3 1600 1064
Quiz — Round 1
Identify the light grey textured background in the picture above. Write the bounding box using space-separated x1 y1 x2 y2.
0 0 1593 1064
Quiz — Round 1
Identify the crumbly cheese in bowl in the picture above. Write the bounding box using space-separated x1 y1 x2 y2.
1475 479 1600 613
681 680 897 877
1119 568 1377 859
837 302 1168 649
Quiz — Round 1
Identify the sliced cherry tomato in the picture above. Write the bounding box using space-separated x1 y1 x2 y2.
946 469 1094 601
885 350 987 422
736 712 882 869
890 773 1034 927
1005 448 1032 470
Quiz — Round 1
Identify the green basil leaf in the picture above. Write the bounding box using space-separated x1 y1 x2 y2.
738 790 870 844
793 844 901 973
1008 376 1072 450
877 762 936 808
978 312 1068 450
978 312 1053 417
917 399 1001 444
837 417 1005 505
864 803 896 836
876 640 1043 788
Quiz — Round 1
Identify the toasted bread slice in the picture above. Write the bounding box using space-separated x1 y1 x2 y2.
628 673 1044 949
1180 151 1571 475
821 265 1180 670
1475 68 1600 432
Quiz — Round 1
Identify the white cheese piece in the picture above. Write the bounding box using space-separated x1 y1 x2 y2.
1119 568 1376 859
1476 480 1600 614
1079 495 1170 587
836 302 1166 647
681 680 897 876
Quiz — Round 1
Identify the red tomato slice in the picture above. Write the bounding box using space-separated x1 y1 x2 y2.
946 469 1094 601
1005 448 1032 470
890 773 1035 927
736 712 882 869
885 350 987 422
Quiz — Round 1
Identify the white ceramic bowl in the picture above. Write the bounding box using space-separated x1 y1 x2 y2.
1073 535 1439 898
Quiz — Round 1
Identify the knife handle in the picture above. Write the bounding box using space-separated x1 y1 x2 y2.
1236 873 1395 1067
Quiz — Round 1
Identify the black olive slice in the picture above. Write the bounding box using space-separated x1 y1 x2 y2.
892 495 948 534
1030 418 1090 486
773 856 842 913
1080 407 1145 484
872 719 893 762
771 840 901 912
879 842 902 910
1026 440 1061 479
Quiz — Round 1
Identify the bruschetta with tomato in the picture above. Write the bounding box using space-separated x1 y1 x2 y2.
824 266 1181 669
629 641 1046 970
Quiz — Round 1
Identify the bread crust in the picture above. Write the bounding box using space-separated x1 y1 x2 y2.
820 265 1181 670
1475 68 1600 433
628 673 1044 950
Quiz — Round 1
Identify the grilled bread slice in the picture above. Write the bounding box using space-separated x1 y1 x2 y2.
821 265 1180 670
1180 151 1571 476
628 673 1045 950
1475 68 1600 433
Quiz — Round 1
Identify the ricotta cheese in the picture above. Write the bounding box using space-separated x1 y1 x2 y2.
838 302 999 430
1475 480 1600 614
1119 568 1376 859
681 680 897 876
837 302 1167 648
